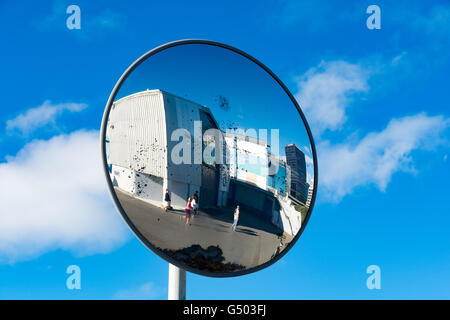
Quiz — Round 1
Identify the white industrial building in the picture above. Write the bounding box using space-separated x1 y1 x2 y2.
107 89 220 209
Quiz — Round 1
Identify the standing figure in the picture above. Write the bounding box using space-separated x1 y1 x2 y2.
192 191 199 215
232 205 240 232
163 189 171 211
184 197 193 225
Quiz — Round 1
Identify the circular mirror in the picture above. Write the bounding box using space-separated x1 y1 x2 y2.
101 40 317 277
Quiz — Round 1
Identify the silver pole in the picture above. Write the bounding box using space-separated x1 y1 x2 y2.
168 263 186 300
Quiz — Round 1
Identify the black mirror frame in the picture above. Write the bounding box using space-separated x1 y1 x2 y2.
100 39 318 278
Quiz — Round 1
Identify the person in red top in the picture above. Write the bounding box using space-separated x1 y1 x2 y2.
184 197 193 225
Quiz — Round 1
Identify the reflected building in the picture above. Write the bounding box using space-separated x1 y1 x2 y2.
107 89 305 237
107 89 220 209
220 133 302 236
305 179 314 208
285 144 308 204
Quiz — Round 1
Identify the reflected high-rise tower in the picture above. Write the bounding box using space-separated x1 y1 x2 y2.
285 144 308 204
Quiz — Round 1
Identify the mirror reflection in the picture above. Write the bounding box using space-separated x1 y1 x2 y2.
104 43 315 275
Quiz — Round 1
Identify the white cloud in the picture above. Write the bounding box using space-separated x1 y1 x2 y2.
295 61 369 136
6 100 87 135
294 58 450 201
391 51 408 66
0 130 129 263
113 282 166 300
318 113 449 201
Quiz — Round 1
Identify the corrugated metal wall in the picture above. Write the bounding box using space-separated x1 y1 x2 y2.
107 90 167 178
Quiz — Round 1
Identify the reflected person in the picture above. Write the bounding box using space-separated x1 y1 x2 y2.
232 205 240 232
163 189 171 212
184 197 193 225
192 191 199 215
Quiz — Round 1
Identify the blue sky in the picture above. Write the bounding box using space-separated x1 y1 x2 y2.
0 0 449 299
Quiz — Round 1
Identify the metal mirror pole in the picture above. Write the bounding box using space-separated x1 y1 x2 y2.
168 263 186 300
